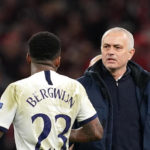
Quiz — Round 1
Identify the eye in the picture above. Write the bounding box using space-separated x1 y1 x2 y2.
114 45 122 50
116 46 120 49
103 45 109 48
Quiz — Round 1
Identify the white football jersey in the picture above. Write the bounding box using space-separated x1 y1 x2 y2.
0 70 97 150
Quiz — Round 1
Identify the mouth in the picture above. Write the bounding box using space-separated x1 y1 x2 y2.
107 58 116 62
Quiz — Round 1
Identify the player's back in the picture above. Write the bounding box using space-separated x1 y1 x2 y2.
3 70 83 150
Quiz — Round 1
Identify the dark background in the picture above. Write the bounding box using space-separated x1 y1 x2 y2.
0 0 150 149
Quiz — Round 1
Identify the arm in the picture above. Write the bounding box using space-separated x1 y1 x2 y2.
69 144 74 150
69 117 103 143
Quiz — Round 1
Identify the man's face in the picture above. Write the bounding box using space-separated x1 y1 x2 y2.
101 31 135 72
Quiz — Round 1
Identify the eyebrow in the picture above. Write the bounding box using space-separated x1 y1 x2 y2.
113 44 122 47
103 43 123 46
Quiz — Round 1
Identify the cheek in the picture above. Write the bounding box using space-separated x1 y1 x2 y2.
102 54 107 62
118 54 129 64
101 52 107 59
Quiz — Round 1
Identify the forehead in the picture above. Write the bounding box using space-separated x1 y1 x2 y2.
102 31 128 46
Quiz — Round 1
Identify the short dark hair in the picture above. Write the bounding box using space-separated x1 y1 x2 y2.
28 31 61 61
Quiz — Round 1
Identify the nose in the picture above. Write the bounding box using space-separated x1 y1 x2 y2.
107 47 115 55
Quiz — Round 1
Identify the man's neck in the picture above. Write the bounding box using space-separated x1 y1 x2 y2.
30 62 57 75
108 67 127 81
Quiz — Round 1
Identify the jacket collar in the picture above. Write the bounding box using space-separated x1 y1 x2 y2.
85 59 150 89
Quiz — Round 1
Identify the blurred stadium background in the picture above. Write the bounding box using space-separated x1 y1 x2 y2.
0 0 150 149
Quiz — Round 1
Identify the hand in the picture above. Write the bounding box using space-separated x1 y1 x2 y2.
69 144 74 150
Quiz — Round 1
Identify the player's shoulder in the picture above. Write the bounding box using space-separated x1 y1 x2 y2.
54 71 81 84
52 71 85 89
7 76 32 90
9 72 42 87
2 76 31 95
10 71 84 89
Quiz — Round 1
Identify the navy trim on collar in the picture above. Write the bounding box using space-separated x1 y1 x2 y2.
44 71 53 85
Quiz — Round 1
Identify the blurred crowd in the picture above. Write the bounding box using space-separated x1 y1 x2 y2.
0 0 150 149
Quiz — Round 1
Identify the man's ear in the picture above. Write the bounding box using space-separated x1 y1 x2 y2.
54 56 61 69
128 48 135 60
26 52 31 64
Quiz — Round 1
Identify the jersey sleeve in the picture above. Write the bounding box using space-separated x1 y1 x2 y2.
76 83 97 126
0 83 17 132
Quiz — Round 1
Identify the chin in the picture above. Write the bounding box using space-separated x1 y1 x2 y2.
106 65 117 71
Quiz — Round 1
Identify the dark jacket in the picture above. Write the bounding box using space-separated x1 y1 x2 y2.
74 60 150 150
